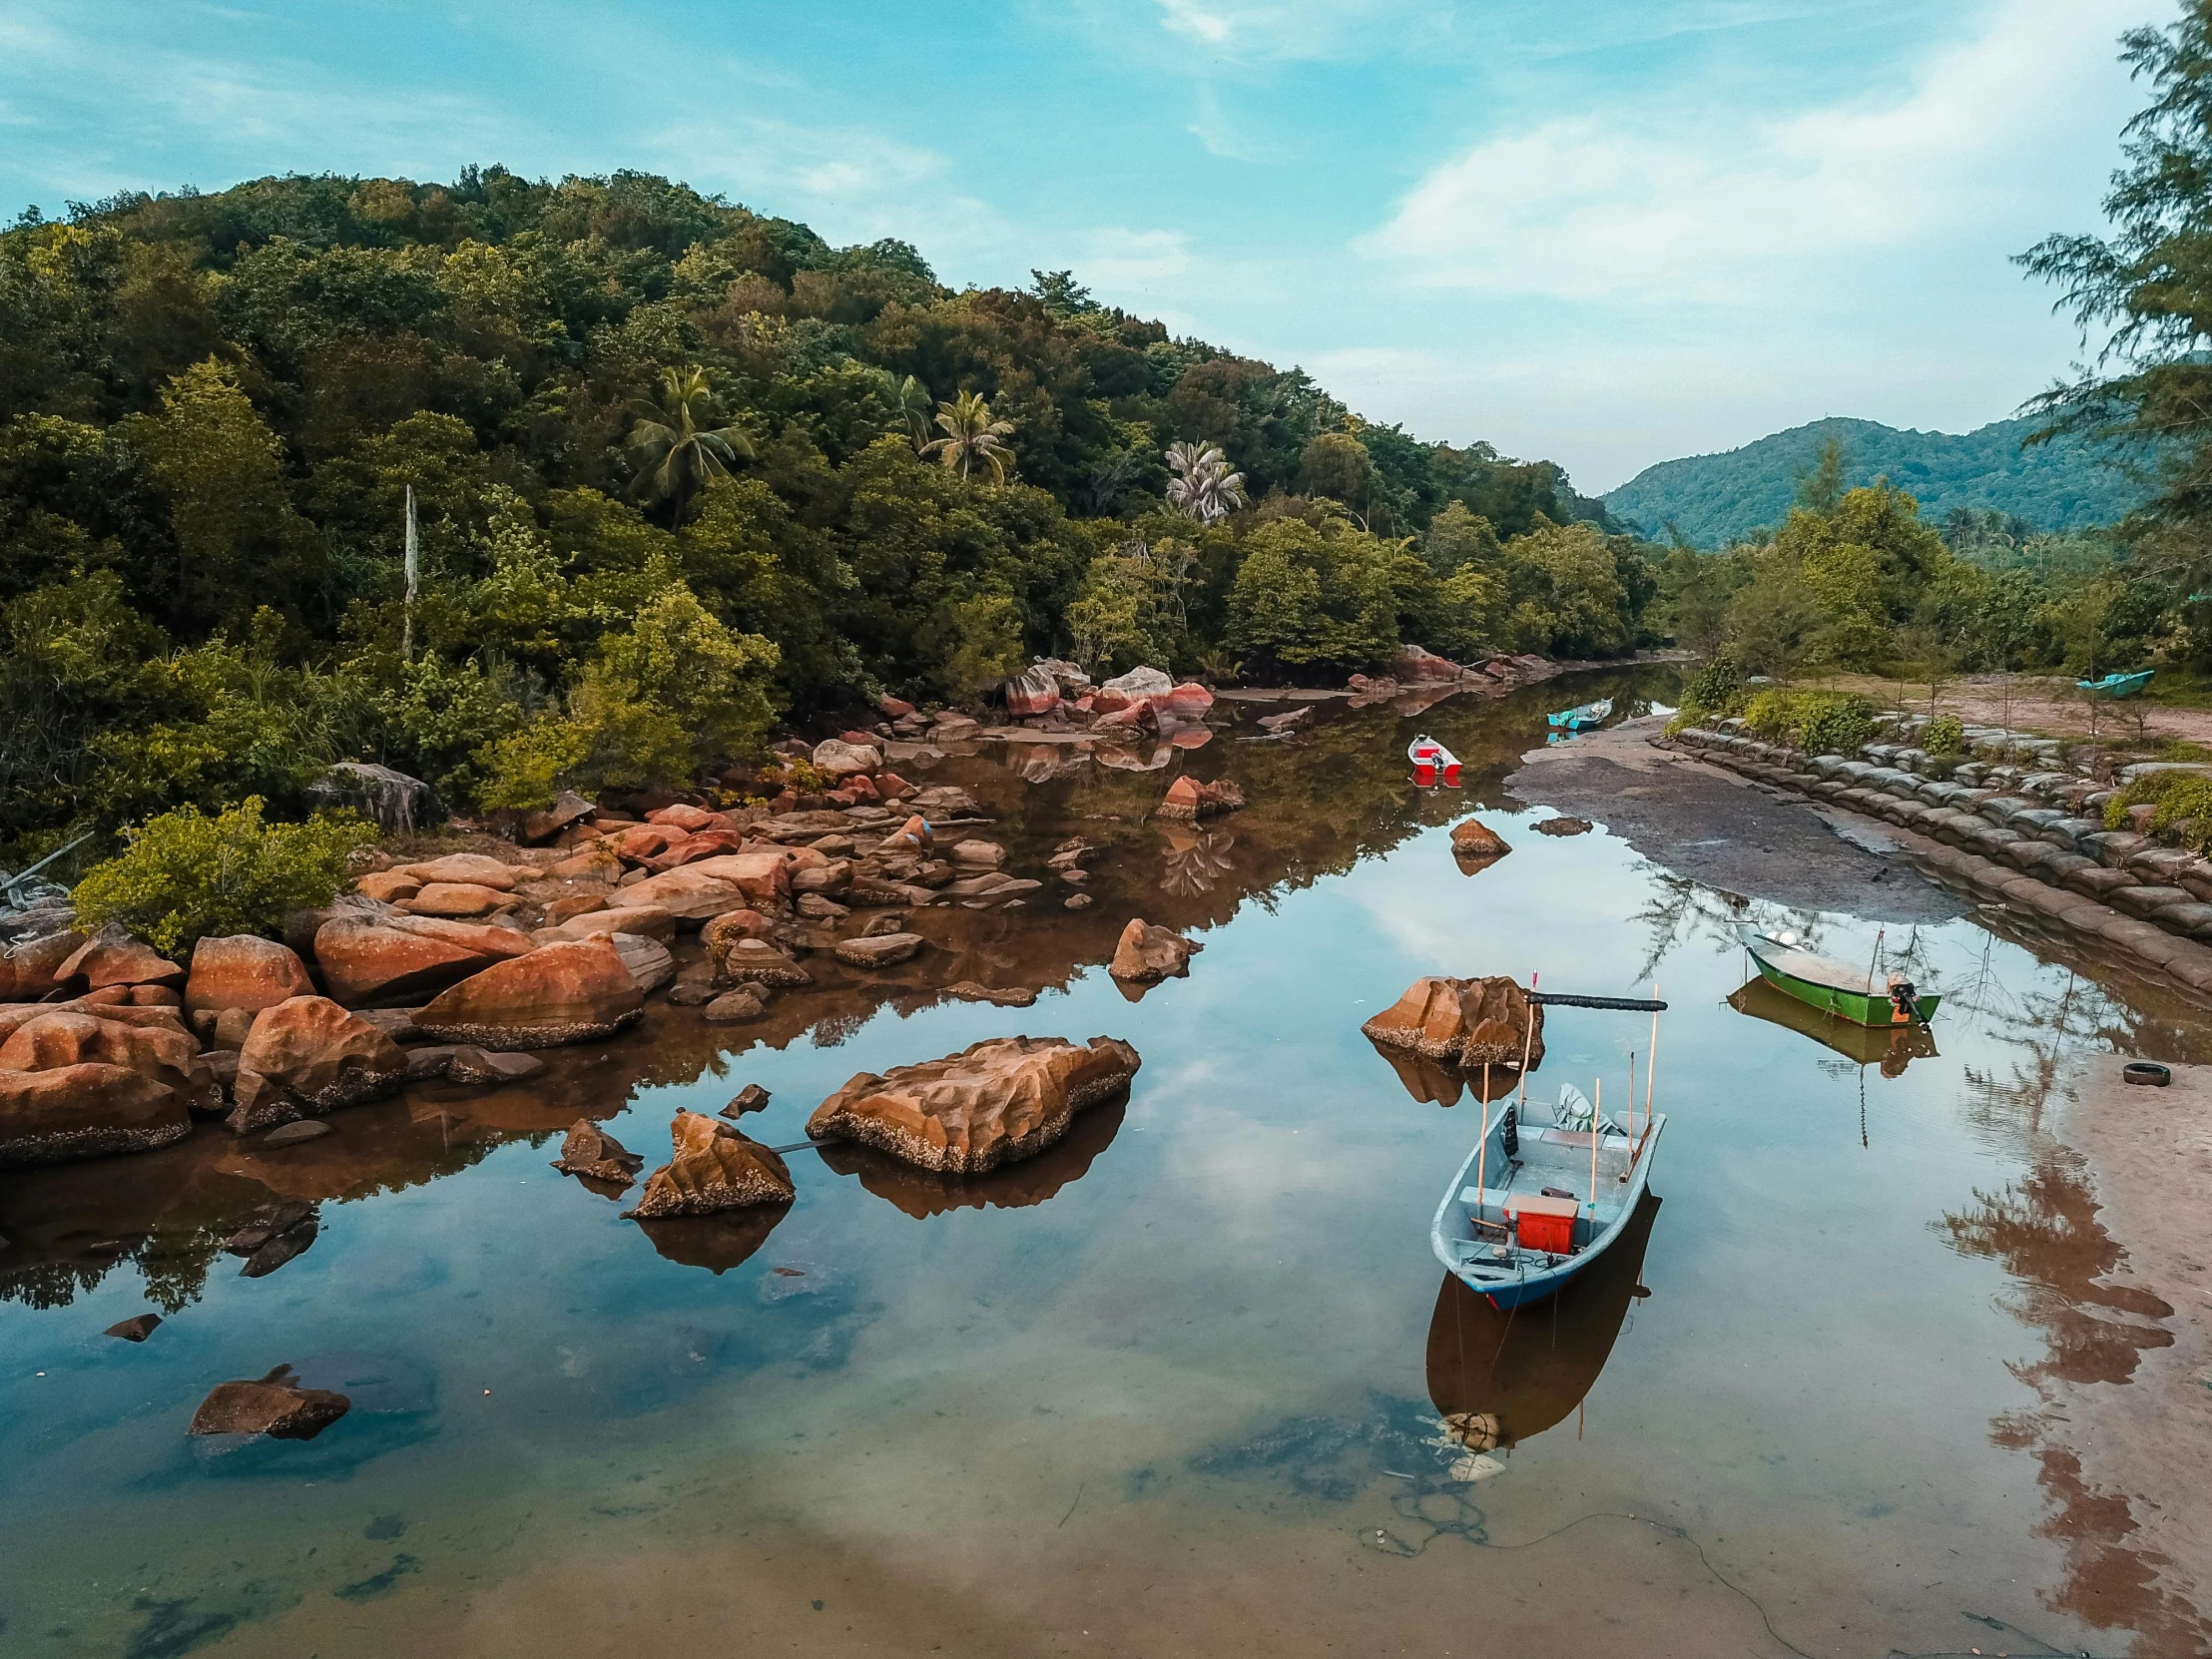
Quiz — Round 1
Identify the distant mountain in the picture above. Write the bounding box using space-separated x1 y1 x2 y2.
1601 415 2150 548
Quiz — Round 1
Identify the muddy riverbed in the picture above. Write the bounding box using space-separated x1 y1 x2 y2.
3 668 2207 1658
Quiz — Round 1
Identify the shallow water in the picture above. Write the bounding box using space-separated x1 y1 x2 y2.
2 673 2202 1657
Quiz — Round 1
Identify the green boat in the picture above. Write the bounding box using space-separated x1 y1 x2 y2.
2077 668 2154 700
1727 976 1938 1072
1737 926 1939 1029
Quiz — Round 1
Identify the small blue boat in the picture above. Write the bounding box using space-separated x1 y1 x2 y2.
1546 698 1612 732
1431 1081 1666 1310
2077 669 2154 700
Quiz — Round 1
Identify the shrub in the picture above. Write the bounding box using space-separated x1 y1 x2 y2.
2103 770 2212 848
71 797 375 956
1742 688 1874 756
1681 653 1746 722
1922 714 1965 756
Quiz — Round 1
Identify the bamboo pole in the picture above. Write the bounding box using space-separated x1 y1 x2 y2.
1590 1078 1601 1240
1477 1062 1489 1222
1517 972 1538 1113
1626 1050 1636 1181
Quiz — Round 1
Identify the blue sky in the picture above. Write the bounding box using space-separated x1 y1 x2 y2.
0 0 2150 491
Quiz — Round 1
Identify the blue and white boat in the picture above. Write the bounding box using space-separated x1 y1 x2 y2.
1428 988 1667 1310
1546 698 1613 732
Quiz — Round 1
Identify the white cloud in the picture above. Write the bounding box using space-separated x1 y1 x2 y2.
1073 226 1194 292
1154 0 1447 63
1366 0 2139 308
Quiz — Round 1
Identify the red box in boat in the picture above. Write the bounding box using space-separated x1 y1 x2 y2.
1506 1193 1578 1254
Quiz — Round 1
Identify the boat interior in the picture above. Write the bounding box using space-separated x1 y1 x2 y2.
1438 1088 1656 1287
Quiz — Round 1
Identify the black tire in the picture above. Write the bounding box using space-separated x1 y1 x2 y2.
2122 1061 2172 1088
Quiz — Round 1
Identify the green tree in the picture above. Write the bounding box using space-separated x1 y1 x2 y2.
919 390 1016 482
1226 516 1398 674
627 365 754 525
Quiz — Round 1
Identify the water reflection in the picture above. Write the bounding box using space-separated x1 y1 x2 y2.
1367 1043 1525 1108
633 1204 793 1275
1158 826 1236 897
1726 977 1938 1075
1425 1194 1660 1451
817 1091 1128 1218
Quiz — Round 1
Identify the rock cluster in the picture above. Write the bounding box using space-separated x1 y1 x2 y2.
808 1035 1141 1173
1362 975 1544 1069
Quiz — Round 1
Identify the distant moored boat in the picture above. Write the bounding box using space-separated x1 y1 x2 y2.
1736 925 1939 1029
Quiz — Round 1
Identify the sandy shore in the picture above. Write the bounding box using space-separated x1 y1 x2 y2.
1503 716 1965 923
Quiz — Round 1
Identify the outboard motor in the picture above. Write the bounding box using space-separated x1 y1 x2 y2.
1888 977 1920 1024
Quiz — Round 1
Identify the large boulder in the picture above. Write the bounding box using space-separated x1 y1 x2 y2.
620 853 792 921
414 938 644 1050
812 738 881 778
626 1110 796 1217
0 1009 216 1111
834 932 925 968
1003 663 1062 718
1094 666 1175 714
238 995 407 1113
1392 644 1465 684
0 1063 189 1165
188 1366 350 1439
399 882 511 918
1361 975 1544 1068
808 1035 1141 1174
306 761 441 833
537 905 677 945
1109 919 1202 983
522 789 597 844
0 930 86 1000
58 928 185 990
312 914 529 1006
185 935 314 1014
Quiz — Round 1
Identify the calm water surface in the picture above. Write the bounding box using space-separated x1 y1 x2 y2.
1 674 2199 1657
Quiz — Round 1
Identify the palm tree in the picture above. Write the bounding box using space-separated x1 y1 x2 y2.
920 390 1016 482
1165 440 1246 524
627 365 753 524
895 375 934 452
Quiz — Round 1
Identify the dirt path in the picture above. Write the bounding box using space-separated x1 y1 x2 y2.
1504 715 1965 923
1820 672 2212 746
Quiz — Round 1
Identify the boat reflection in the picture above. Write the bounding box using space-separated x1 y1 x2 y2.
1426 1193 1659 1450
1727 977 1937 1076
818 1091 1128 1219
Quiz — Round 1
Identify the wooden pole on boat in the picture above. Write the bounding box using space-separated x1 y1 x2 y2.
1626 1050 1636 1177
1477 1062 1489 1213
1517 972 1538 1113
1646 982 1660 1127
1590 1078 1601 1233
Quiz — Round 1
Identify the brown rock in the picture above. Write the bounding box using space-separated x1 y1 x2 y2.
610 933 676 994
400 881 510 918
722 1082 771 1117
554 1118 643 1182
626 1110 796 1217
0 1008 214 1111
446 1047 545 1085
106 1314 163 1342
1109 918 1202 982
353 870 422 903
313 916 503 1007
550 846 624 881
1450 819 1511 859
834 931 925 968
185 935 314 1014
703 988 768 1022
715 939 813 989
238 995 407 1112
876 772 915 802
0 1062 188 1165
542 892 610 926
1361 975 1544 1068
791 858 853 895
213 1006 256 1049
646 803 719 831
228 1068 302 1133
950 839 1006 869
808 1035 1141 1174
396 853 518 890
1391 643 1465 683
812 738 881 778
618 856 785 921
188 1366 349 1439
414 938 644 1049
522 789 597 843
1532 817 1593 837
701 907 776 964
878 816 931 853
539 905 678 945
944 982 1039 1007
59 929 185 990
880 695 916 718
0 930 86 1000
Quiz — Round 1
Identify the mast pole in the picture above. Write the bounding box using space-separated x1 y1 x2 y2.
1477 1062 1489 1222
1590 1078 1601 1238
1517 972 1538 1113
1646 982 1660 1127
401 484 419 663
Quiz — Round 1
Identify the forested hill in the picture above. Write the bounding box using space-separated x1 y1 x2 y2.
1601 415 2148 547
0 167 1653 856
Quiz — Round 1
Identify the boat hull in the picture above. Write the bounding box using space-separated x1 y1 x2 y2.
2078 670 2154 701
1430 1116 1665 1310
1748 954 1938 1028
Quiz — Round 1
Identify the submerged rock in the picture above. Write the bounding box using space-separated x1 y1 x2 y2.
714 938 813 990
1449 819 1511 859
833 931 925 968
1533 817 1593 837
626 1110 796 1217
553 1119 644 1184
189 1365 350 1439
807 1034 1141 1174
106 1313 163 1342
1108 918 1202 983
1361 975 1544 1069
